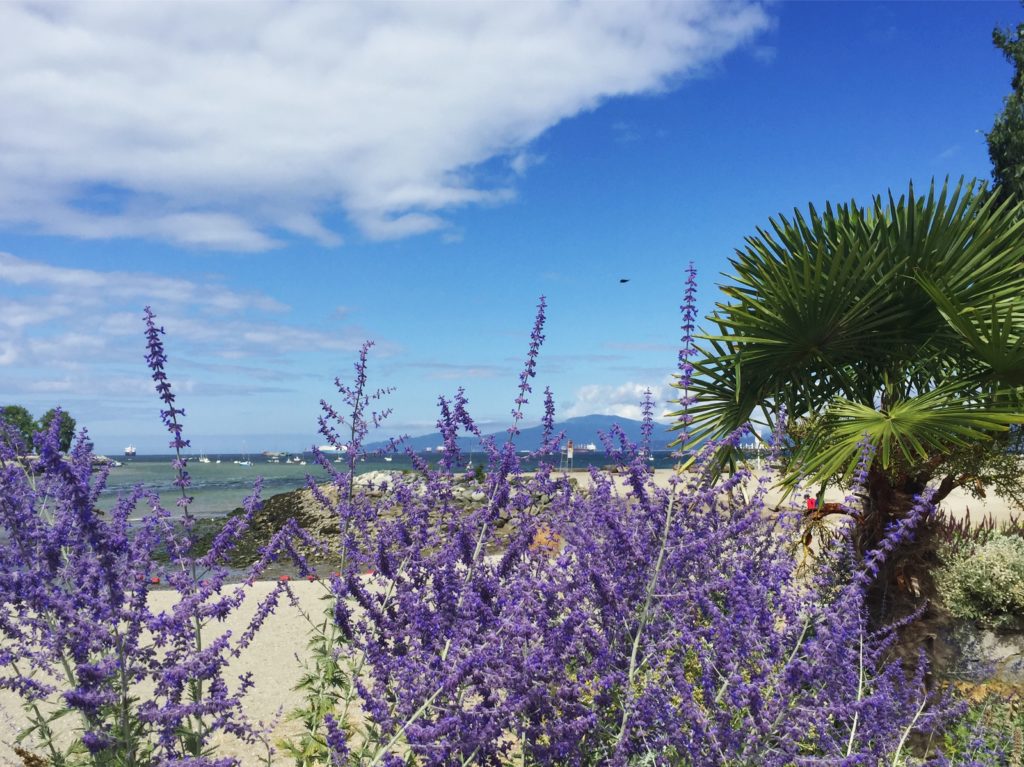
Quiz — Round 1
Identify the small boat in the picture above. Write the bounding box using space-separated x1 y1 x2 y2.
237 460 253 467
384 456 393 463
110 459 123 468
198 454 211 464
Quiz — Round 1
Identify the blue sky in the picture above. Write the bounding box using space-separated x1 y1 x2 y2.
0 1 1019 454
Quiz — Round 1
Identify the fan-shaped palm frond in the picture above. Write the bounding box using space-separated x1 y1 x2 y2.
793 383 1024 487
916 274 1024 387
672 177 1024 491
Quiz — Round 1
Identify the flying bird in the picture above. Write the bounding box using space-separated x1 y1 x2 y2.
619 278 630 283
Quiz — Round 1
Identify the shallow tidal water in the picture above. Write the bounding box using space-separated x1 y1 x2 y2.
98 450 682 520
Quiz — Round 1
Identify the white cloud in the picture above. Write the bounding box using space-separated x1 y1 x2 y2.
0 341 19 365
750 44 777 64
0 252 287 314
563 381 674 421
0 2 771 250
0 253 374 374
406 361 509 381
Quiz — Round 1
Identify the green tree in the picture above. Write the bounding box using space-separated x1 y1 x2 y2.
987 12 1024 201
673 179 1024 616
38 408 77 452
0 404 36 450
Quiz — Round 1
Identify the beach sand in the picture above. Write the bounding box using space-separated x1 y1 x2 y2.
640 468 1021 526
0 580 331 766
2 469 1019 765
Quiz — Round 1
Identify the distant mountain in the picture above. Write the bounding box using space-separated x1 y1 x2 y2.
368 414 680 453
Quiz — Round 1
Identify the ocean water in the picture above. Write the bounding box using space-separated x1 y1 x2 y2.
98 451 681 520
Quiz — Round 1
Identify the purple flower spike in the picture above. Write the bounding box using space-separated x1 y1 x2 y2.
509 295 547 437
673 264 699 455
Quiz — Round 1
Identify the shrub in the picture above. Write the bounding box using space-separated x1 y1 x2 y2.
0 279 991 766
277 280 963 766
937 533 1024 629
0 308 308 767
942 692 1023 766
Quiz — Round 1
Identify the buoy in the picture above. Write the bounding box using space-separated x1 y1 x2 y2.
306 574 315 582
150 576 160 585
279 575 290 582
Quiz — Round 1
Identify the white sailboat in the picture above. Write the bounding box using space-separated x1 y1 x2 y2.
235 442 253 467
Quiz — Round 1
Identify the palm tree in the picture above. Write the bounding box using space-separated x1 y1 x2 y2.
673 178 1024 616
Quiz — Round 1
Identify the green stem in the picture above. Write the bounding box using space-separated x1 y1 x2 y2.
614 492 678 749
845 629 864 757
117 636 136 767
890 694 928 766
365 687 443 767
10 659 65 767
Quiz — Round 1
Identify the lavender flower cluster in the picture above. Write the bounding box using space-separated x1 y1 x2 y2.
0 309 307 767
278 286 983 766
0 283 999 766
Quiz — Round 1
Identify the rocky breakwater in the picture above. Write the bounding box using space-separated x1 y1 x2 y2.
224 471 498 566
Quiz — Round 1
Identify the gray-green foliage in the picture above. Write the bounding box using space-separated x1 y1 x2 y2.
936 533 1024 628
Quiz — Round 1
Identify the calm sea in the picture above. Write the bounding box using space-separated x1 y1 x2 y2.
98 451 681 520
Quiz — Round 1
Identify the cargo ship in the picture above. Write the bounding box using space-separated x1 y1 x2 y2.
124 444 136 457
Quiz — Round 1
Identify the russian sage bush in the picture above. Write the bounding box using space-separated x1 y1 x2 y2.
0 308 307 767
0 279 988 766
278 281 969 766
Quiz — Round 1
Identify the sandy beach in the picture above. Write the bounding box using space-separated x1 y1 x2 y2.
0 579 332 766
638 468 1021 526
2 469 1020 765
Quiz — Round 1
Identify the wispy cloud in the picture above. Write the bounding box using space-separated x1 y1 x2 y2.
0 253 375 380
750 45 777 64
0 2 771 250
0 252 287 314
602 341 679 353
562 381 674 421
612 121 642 144
405 361 510 381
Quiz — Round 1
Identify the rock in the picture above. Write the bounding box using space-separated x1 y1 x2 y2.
945 623 1024 686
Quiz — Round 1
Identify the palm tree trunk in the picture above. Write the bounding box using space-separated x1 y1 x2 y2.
860 464 939 626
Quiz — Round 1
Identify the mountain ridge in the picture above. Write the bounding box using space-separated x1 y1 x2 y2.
366 414 680 453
